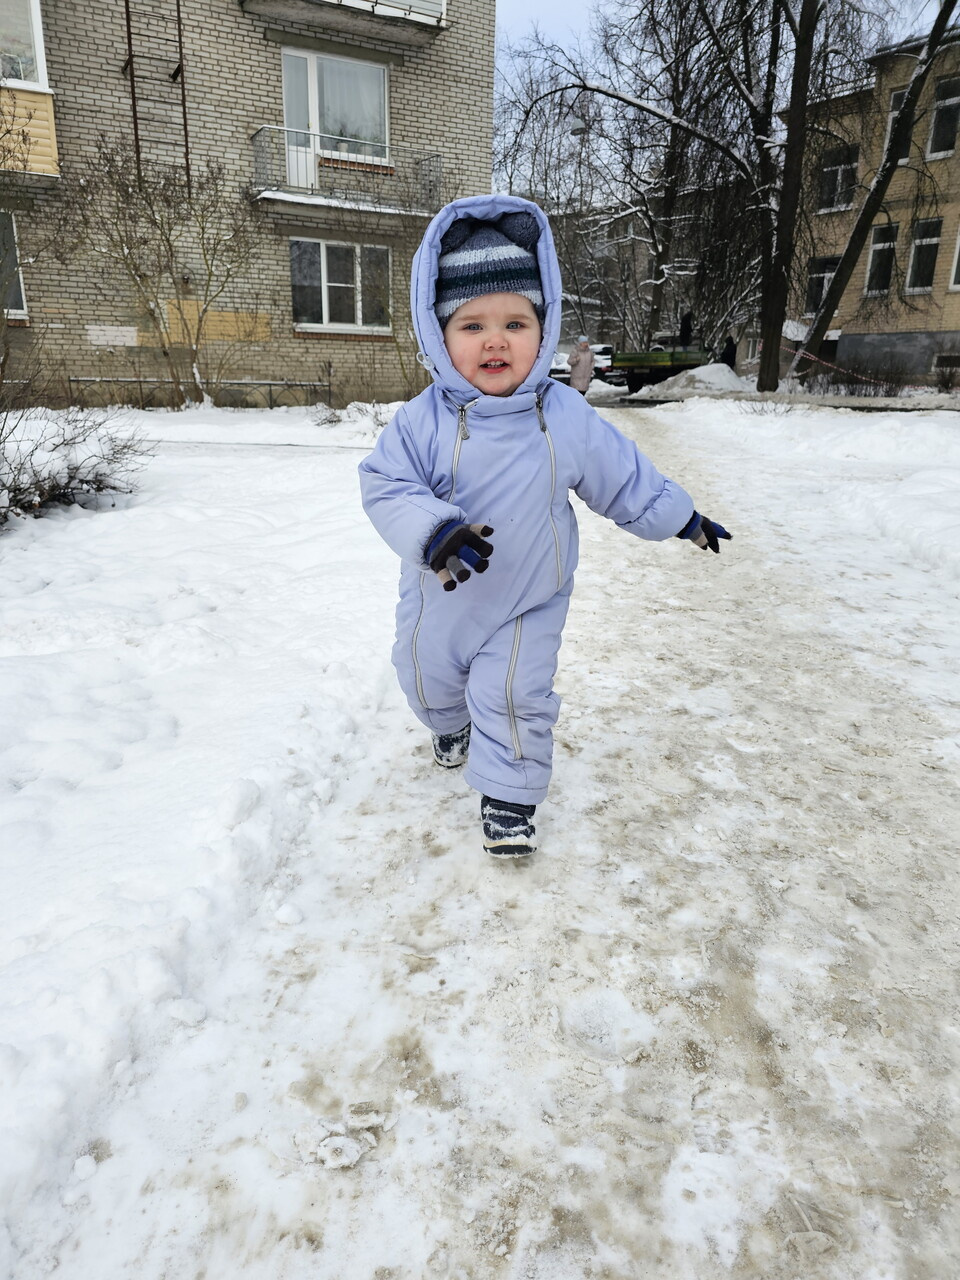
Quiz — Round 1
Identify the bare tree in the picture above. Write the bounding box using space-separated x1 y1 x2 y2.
504 0 891 388
59 143 268 406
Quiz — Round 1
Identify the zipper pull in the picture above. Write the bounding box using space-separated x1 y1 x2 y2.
535 394 547 432
457 402 470 440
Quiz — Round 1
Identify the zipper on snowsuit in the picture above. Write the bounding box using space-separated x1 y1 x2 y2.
411 574 429 710
505 614 523 760
412 398 478 709
449 399 477 503
535 394 563 591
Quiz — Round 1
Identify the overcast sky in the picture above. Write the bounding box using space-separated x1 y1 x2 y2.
496 0 945 50
496 0 587 48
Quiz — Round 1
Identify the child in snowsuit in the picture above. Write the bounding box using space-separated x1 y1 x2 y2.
358 194 731 857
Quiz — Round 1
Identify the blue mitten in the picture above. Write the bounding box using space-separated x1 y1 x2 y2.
676 511 732 553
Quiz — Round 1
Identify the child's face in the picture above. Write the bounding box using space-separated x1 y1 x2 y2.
443 293 542 396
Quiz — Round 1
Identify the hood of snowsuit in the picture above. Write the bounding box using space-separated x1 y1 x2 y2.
410 194 562 405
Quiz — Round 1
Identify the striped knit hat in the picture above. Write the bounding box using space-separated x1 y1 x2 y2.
434 212 544 327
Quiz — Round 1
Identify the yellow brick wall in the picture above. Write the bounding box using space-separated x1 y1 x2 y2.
805 43 960 340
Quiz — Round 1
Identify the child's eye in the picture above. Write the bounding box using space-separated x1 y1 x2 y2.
506 321 527 329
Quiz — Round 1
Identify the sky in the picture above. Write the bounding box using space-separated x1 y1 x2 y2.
496 0 945 50
495 0 586 48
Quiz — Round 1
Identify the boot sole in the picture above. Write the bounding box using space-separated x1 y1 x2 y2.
484 842 537 858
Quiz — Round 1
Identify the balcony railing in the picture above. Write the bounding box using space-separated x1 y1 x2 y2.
251 126 444 214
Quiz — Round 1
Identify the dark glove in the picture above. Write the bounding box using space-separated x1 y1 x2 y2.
426 520 495 591
676 510 732 553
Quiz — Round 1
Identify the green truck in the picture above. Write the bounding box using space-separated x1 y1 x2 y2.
610 345 713 394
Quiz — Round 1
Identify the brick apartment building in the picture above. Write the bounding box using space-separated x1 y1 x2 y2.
794 29 960 382
0 0 494 405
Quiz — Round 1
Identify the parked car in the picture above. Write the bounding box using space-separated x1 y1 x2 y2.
549 351 570 383
590 344 613 375
589 343 626 384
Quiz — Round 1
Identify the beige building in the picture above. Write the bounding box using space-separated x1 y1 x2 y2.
797 29 960 382
0 0 494 405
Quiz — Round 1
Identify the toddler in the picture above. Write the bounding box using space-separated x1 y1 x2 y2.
359 195 730 857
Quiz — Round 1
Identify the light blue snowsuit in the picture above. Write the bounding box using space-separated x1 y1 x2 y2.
358 194 695 805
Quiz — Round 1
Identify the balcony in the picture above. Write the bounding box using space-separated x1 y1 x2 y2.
239 0 447 49
252 126 444 215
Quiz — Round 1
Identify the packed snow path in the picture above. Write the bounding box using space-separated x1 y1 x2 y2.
3 403 958 1278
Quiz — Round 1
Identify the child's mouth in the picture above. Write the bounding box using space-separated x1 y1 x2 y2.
481 360 509 370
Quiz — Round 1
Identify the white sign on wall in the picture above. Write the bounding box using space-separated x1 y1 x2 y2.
85 325 139 347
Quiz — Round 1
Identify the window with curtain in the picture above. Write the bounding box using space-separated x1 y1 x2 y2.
0 0 41 84
282 49 388 161
290 240 390 330
0 212 26 315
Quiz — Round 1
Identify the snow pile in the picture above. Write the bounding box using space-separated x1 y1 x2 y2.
662 400 960 581
630 361 745 397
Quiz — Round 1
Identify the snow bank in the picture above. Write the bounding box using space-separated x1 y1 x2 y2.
137 401 401 449
654 399 960 581
630 362 746 397
0 413 395 1249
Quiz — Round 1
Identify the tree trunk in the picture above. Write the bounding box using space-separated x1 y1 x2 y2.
757 0 820 391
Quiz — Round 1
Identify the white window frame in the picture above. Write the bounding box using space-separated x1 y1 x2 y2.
804 256 840 317
0 0 48 91
949 227 960 292
282 46 389 170
905 218 942 295
864 223 898 297
886 89 912 167
1 211 28 319
290 237 391 334
925 76 960 161
816 145 858 214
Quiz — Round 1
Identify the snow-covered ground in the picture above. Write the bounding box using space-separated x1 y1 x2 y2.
2 399 958 1278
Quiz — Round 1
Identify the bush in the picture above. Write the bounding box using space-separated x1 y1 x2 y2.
0 406 150 526
805 356 909 398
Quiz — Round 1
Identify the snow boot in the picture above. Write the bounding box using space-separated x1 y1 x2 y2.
432 723 471 768
481 795 537 858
